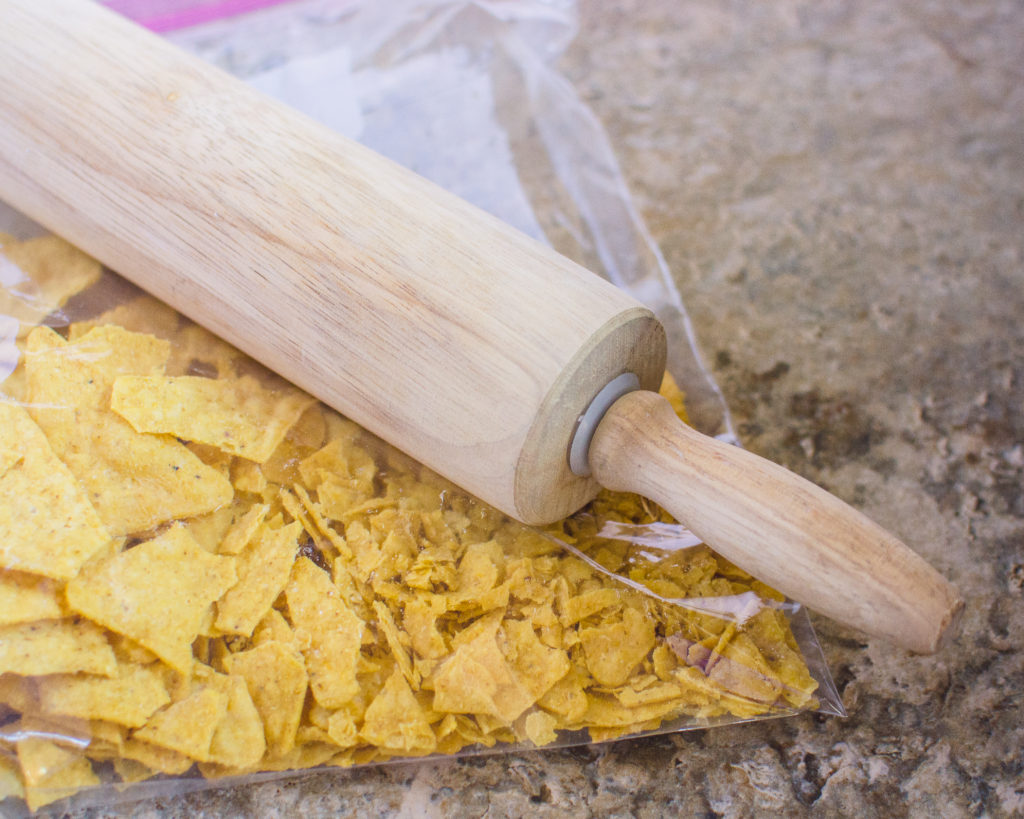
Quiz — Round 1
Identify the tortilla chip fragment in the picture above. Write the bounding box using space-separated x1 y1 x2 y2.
16 737 100 811
0 753 24 802
0 235 102 337
134 686 228 762
0 570 67 624
24 327 232 535
215 521 300 636
36 663 170 728
285 557 363 709
0 619 115 677
580 606 656 687
207 674 266 769
433 626 534 725
0 403 111 579
219 502 268 555
224 641 307 757
66 525 237 672
25 325 169 410
111 374 316 463
523 710 559 746
360 669 436 755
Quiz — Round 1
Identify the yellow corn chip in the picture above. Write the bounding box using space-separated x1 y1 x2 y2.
215 521 300 636
36 663 170 728
579 606 656 687
0 619 115 677
500 619 570 702
25 325 169 409
0 236 102 337
0 673 38 713
251 608 297 648
0 447 20 480
223 641 307 757
218 502 268 555
206 674 266 769
38 407 233 536
522 709 559 747
0 403 111 579
230 458 267 495
285 557 363 709
0 570 66 624
166 323 243 379
372 600 417 689
0 753 24 802
537 671 589 724
360 669 436 756
16 736 100 811
66 525 237 672
433 627 534 725
112 756 156 784
24 327 232 535
581 693 687 730
119 738 193 776
111 374 316 463
134 685 228 762
184 500 244 554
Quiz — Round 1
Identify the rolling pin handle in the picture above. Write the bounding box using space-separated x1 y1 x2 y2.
586 390 963 653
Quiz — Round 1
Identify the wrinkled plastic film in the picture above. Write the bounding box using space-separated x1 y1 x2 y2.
0 1 841 813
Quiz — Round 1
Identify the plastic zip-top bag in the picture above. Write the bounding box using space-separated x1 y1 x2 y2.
0 0 841 813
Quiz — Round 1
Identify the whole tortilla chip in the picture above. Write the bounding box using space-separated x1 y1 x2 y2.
0 403 111 579
111 374 316 463
66 525 237 673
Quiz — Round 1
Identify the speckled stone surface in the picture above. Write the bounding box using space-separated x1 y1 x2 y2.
62 0 1023 816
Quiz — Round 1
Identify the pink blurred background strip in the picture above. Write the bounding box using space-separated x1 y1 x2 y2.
103 0 296 31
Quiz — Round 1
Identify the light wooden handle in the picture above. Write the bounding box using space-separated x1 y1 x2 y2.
589 391 963 653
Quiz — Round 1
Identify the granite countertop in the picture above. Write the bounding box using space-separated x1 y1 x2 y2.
69 0 1022 816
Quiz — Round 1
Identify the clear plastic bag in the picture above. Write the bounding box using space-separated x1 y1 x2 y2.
0 0 841 812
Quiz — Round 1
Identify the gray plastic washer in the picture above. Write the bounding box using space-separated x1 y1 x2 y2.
568 372 641 477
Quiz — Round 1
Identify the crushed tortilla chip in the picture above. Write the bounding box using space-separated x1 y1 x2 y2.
285 557 363 709
224 641 307 757
111 374 316 463
0 570 67 624
0 619 116 677
0 244 822 812
36 662 170 728
0 403 111 578
134 685 229 762
215 521 300 636
66 525 237 672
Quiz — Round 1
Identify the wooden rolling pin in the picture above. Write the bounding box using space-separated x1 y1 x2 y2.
0 0 961 652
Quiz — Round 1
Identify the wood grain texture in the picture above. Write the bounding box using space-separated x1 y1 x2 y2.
0 0 961 647
0 0 665 522
589 391 963 652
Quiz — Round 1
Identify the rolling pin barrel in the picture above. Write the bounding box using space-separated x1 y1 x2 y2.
0 0 962 652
